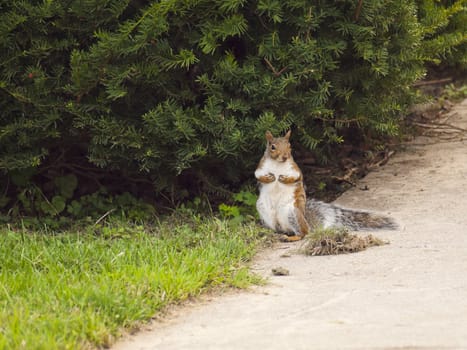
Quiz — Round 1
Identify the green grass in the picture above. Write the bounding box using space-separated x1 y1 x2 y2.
0 216 264 349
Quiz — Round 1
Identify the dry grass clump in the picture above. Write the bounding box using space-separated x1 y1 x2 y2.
300 227 388 256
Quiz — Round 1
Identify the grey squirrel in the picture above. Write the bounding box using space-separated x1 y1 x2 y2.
255 130 397 242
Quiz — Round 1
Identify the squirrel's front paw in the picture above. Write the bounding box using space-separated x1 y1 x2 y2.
257 173 275 183
266 173 276 181
278 175 298 184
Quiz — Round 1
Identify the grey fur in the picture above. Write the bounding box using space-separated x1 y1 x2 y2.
305 199 397 231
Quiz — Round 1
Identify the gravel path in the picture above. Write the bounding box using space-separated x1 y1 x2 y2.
113 99 467 350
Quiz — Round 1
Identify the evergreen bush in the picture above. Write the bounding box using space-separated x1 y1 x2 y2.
0 0 466 217
417 0 467 68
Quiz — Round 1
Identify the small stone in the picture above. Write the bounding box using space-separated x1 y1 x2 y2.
272 267 290 276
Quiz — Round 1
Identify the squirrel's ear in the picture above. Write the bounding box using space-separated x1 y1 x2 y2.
284 130 291 140
265 131 274 142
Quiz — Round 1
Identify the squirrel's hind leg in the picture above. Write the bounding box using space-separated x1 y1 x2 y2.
280 234 304 242
280 207 309 242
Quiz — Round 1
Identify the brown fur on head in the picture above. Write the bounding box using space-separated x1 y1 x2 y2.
265 130 292 162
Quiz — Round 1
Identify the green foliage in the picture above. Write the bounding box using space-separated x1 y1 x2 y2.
443 82 467 101
0 0 466 209
417 0 467 67
219 190 258 225
0 0 128 171
5 178 156 230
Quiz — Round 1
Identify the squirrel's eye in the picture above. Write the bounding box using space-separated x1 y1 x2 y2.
271 144 276 151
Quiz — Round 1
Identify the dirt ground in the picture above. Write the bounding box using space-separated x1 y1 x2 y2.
113 99 467 350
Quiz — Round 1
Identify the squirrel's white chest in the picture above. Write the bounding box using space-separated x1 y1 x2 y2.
255 159 298 232
260 181 295 206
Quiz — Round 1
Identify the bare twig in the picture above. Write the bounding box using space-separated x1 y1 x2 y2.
33 185 59 216
264 58 287 77
3 176 9 197
413 121 467 133
314 115 363 124
354 0 363 21
439 112 458 125
94 208 116 226
412 77 453 87
368 150 395 169
257 14 271 31
332 167 359 186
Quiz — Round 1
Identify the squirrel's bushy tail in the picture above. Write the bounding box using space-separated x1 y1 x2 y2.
305 199 397 231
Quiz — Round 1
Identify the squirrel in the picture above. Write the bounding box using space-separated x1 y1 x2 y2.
255 130 397 242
